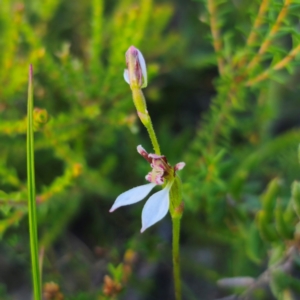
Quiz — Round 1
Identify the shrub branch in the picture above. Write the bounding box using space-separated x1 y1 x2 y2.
247 0 292 71
207 0 225 75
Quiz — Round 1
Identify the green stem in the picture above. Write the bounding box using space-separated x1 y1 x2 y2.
145 118 160 155
131 88 160 155
27 65 42 300
172 217 182 300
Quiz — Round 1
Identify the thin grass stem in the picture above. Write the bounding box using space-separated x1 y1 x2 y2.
27 64 42 300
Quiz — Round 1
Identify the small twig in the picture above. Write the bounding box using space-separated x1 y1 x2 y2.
237 0 270 69
247 0 292 71
246 0 270 47
207 0 225 75
218 277 255 289
217 246 297 300
246 44 300 86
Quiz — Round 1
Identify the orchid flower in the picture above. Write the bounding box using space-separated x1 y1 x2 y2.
109 145 185 232
124 46 148 89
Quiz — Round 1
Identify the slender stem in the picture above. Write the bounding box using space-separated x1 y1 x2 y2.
145 118 161 155
131 88 161 155
236 0 270 68
246 0 270 47
27 65 42 300
172 217 182 300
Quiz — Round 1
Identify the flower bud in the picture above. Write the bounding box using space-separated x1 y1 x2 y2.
124 46 147 89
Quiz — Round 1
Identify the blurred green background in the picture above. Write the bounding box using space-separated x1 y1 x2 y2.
1 0 300 299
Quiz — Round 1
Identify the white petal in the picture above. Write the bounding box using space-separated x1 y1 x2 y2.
109 183 156 212
137 49 147 88
123 69 130 84
140 184 171 232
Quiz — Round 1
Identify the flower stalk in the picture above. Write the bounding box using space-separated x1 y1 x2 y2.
170 177 184 300
172 216 181 300
131 87 161 155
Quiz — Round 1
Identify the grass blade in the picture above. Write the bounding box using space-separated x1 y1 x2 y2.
27 65 42 300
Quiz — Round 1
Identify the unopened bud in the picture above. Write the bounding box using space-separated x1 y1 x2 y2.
124 46 147 89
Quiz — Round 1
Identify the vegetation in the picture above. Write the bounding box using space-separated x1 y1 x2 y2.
1 0 300 299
